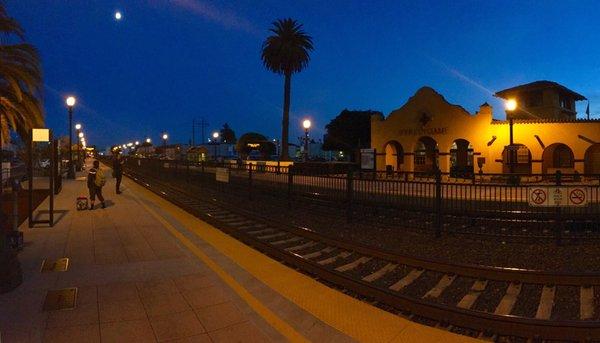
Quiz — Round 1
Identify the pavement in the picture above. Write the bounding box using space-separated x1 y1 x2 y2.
0 161 478 343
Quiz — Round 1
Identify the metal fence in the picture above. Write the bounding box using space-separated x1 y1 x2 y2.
122 157 600 242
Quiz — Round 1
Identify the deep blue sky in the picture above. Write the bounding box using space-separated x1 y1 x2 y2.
8 0 600 149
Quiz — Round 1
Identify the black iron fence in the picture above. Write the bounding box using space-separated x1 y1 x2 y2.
120 157 600 242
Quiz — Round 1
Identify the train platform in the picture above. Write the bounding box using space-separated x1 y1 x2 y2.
0 163 478 343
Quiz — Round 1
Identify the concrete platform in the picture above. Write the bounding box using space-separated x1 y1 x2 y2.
0 162 479 342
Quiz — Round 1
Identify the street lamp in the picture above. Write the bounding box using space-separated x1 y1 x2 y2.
162 133 168 158
135 141 140 146
66 96 76 178
302 119 311 162
146 138 151 144
505 99 517 176
212 132 219 160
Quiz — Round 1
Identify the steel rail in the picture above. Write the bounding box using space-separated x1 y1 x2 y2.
123 168 600 340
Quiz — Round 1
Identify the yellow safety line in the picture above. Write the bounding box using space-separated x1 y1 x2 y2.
130 190 309 343
129 179 480 343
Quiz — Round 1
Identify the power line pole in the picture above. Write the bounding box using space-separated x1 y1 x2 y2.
192 118 209 146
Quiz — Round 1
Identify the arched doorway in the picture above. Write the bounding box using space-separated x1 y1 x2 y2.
542 143 574 174
384 141 403 171
585 143 600 175
414 136 439 174
450 139 474 177
502 144 532 174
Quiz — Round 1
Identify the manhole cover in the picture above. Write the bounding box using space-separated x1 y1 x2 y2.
43 288 78 311
40 258 70 272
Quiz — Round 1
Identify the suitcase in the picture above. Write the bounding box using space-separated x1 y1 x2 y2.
76 196 89 210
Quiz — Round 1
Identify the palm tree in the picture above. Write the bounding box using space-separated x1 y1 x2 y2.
0 4 43 145
261 18 313 161
0 3 43 293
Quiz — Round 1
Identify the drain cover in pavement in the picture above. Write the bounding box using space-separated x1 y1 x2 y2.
40 258 70 272
42 288 78 311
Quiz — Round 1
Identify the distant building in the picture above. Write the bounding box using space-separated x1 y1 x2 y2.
371 81 600 175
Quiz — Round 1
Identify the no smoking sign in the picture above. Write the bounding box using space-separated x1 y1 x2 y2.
528 187 588 207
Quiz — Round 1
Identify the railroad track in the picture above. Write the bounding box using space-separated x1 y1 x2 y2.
125 168 600 341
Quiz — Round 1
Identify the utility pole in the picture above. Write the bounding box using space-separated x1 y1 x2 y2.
192 118 209 146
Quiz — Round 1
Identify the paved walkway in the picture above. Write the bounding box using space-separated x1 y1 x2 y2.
0 162 478 342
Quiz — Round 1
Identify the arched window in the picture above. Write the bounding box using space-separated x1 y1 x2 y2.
383 141 403 171
414 136 439 173
502 144 532 174
585 144 600 175
450 139 474 177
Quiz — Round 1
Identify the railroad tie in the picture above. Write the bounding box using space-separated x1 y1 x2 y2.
457 280 488 309
362 263 397 282
299 246 333 258
286 241 318 253
423 274 457 299
388 269 424 292
335 256 372 272
247 228 274 235
535 285 556 320
317 251 352 265
271 236 303 245
494 282 522 315
580 286 594 320
257 232 287 240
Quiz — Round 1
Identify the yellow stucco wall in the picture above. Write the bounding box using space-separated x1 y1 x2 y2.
371 87 600 174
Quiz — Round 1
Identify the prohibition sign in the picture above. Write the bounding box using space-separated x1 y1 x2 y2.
531 188 546 205
569 188 586 205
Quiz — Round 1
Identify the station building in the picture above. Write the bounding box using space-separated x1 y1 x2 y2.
371 81 600 177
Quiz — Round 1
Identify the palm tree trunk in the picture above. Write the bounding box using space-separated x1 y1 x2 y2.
280 72 292 161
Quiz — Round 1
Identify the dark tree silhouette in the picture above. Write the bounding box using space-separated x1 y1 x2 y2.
261 18 313 161
219 123 237 143
322 109 379 160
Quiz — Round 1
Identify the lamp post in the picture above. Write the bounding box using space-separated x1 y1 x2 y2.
302 119 311 162
505 99 517 175
212 132 219 161
162 133 168 158
77 131 84 170
66 96 76 179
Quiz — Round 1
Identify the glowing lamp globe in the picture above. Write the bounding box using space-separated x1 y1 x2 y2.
303 119 311 130
162 134 168 140
75 123 82 130
505 99 517 111
66 96 76 107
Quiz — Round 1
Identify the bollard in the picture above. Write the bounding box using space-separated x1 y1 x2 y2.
435 169 442 238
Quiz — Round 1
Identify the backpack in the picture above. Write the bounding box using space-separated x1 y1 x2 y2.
95 168 106 187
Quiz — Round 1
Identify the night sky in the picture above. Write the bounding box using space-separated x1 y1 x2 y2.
8 0 600 150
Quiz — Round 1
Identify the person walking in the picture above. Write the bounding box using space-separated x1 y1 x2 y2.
87 160 106 209
113 153 124 194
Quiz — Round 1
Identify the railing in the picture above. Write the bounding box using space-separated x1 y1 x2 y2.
120 157 600 242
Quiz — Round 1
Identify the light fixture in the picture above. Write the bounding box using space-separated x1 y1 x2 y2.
505 99 517 111
303 119 311 129
66 96 76 107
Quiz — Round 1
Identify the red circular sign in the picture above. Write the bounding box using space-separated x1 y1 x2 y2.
569 188 586 205
531 188 546 204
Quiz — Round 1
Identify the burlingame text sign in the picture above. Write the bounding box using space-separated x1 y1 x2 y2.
360 148 376 170
216 167 229 183
528 186 588 207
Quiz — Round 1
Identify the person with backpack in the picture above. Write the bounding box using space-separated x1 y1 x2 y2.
87 160 106 209
113 153 124 194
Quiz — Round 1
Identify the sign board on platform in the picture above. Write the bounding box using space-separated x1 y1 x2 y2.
216 167 229 183
32 128 50 142
528 186 588 207
360 148 376 170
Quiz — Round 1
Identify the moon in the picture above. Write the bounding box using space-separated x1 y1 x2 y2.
115 11 122 20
